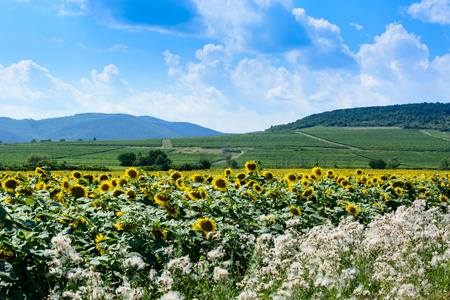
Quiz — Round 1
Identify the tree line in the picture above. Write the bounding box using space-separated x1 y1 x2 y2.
268 102 450 132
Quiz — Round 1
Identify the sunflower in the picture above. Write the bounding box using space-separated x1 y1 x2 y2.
98 181 112 194
266 190 280 200
4 179 19 192
236 173 247 181
61 179 71 192
111 179 118 188
340 179 349 188
151 228 168 240
113 189 125 198
118 178 128 188
70 184 88 199
193 218 217 236
125 167 139 179
71 171 82 179
95 234 109 255
98 174 109 182
175 178 184 189
164 204 179 218
170 170 182 181
188 188 208 201
224 168 232 176
290 205 301 216
309 174 318 181
286 173 297 182
83 174 94 183
212 176 228 191
302 187 314 199
355 169 363 175
394 187 403 196
263 171 274 181
253 183 264 193
35 167 47 178
346 203 359 216
245 161 258 173
154 193 172 205
191 174 205 183
0 249 13 262
301 179 309 187
126 189 136 199
327 170 335 179
18 186 33 196
312 167 323 177
439 195 449 203
404 181 414 191
115 223 137 231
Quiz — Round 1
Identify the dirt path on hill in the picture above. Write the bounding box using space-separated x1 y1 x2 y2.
296 131 362 151
213 149 247 164
420 130 450 142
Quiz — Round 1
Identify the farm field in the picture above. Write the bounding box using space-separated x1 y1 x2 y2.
1 165 450 299
0 127 449 169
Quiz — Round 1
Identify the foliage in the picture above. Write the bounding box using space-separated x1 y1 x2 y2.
1 166 450 298
369 159 387 169
267 102 450 131
439 158 449 170
386 157 401 169
117 152 136 167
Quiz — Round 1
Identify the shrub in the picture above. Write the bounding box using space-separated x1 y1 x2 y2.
368 159 386 169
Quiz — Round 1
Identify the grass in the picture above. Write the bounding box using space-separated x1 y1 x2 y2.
0 127 449 169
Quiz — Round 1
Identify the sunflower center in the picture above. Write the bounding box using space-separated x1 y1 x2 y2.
201 221 213 232
215 179 226 188
71 186 86 198
128 170 138 178
5 180 18 190
152 229 164 239
349 207 356 214
290 208 300 216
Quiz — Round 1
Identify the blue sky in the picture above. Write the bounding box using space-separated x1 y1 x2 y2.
1 0 450 133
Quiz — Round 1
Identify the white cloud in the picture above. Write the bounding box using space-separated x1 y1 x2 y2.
407 0 450 25
359 24 429 82
58 0 86 16
350 22 363 31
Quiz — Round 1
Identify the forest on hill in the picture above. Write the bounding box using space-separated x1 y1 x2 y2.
267 102 450 132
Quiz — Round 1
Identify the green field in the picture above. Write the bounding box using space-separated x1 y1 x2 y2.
0 127 449 169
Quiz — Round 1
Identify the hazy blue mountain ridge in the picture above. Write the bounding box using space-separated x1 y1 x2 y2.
0 113 225 143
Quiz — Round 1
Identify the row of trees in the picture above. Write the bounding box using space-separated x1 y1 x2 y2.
117 150 213 171
368 157 401 169
31 138 97 143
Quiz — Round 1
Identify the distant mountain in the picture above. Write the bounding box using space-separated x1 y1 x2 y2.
0 113 225 143
266 102 450 132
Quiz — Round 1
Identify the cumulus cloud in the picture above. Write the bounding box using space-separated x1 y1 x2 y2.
289 8 357 70
0 60 80 116
407 0 450 25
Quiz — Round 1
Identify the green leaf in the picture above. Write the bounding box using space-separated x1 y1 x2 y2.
0 207 5 222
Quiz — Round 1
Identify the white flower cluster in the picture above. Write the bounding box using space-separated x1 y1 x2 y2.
238 200 450 299
45 233 147 300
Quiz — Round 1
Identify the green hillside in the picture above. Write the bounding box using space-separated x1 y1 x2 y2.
267 102 450 131
1 128 450 170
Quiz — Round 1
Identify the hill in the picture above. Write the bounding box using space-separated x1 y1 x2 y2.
266 102 450 132
0 113 225 143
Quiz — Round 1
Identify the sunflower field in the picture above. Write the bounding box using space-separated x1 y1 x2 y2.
1 163 450 299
